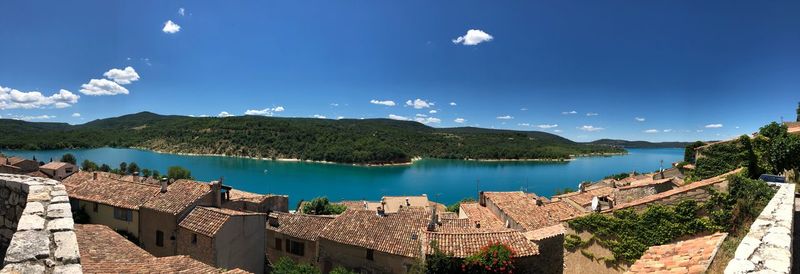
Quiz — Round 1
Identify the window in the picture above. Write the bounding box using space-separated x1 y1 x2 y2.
156 230 164 247
275 238 282 251
366 249 374 261
286 239 305 256
92 202 98 213
113 207 132 222
191 233 197 245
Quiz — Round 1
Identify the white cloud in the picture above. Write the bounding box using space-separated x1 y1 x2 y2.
520 108 528 111
452 29 493 46
644 129 659 133
163 20 181 33
370 99 396 106
429 110 437 114
635 117 646 122
553 129 563 133
496 115 513 120
518 123 530 127
18 115 55 121
586 112 599 116
178 8 186 16
578 125 604 132
71 113 81 117
330 103 339 107
0 86 80 109
312 114 326 119
103 67 140 84
415 113 428 118
337 116 344 120
244 106 285 116
562 110 577 115
449 102 457 106
454 118 466 123
537 124 558 129
406 99 433 109
696 129 704 133
663 129 673 133
80 79 129 96
218 111 233 117
705 124 723 128
415 117 441 124
388 114 409 121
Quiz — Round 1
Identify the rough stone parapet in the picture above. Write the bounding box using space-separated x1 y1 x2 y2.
0 174 82 273
725 183 795 274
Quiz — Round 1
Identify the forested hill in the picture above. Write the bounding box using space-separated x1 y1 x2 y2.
587 139 692 148
0 112 623 165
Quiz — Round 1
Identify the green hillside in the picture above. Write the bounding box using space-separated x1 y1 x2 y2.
0 112 623 164
587 139 692 149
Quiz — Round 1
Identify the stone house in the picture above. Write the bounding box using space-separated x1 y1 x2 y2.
39 161 76 181
0 156 39 174
266 212 334 266
178 206 267 274
138 179 215 257
224 189 289 213
612 177 679 205
479 191 584 231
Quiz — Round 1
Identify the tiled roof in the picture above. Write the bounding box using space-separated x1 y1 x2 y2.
381 195 429 213
25 170 50 178
319 208 429 257
617 177 675 190
267 212 335 241
523 224 565 241
554 186 615 206
484 192 584 231
626 232 727 274
63 171 161 210
337 200 372 210
75 224 247 273
610 168 742 211
2 156 30 165
142 179 211 215
179 206 262 237
40 161 70 170
423 230 539 258
459 202 505 229
228 189 274 204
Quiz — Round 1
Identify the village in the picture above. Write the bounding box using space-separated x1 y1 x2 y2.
0 121 798 274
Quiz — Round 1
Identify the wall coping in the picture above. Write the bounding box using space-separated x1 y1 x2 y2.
0 174 82 274
724 183 794 274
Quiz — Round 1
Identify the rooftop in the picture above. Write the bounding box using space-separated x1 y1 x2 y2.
484 191 584 231
179 206 263 237
609 168 742 211
626 232 727 274
267 212 335 242
553 186 615 207
319 208 429 257
63 171 162 210
40 161 71 170
459 202 505 229
75 224 248 273
142 179 212 215
423 230 539 258
228 188 282 204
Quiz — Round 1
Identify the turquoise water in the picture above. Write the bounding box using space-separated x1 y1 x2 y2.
1 148 683 206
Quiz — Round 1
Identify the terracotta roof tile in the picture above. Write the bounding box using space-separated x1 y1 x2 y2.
228 189 276 204
484 192 584 231
267 212 335 241
142 179 211 215
63 171 161 210
319 208 429 257
554 186 615 206
75 224 247 273
459 202 505 229
179 206 262 237
423 230 539 258
626 232 727 274
609 168 742 211
40 161 70 170
523 224 566 241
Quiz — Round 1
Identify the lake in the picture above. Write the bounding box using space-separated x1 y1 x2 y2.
1 147 683 206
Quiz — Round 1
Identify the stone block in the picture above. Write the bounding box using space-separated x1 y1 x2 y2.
26 192 51 203
53 231 80 264
46 203 72 219
3 230 50 263
50 190 67 197
47 217 74 232
22 202 44 216
16 214 45 231
52 264 82 274
724 259 755 274
0 262 46 274
52 184 66 191
51 195 69 204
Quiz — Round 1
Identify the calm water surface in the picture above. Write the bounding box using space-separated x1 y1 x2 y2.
1 148 683 206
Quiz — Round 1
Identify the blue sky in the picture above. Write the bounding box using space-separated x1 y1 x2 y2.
1 1 798 142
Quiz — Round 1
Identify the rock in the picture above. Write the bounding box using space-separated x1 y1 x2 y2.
22 202 45 216
0 262 46 274
47 217 74 232
16 214 45 231
51 195 69 204
52 264 82 274
3 230 50 263
724 259 755 274
46 203 72 219
53 231 80 264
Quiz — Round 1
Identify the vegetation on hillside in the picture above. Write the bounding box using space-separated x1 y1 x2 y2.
588 139 693 149
0 112 623 165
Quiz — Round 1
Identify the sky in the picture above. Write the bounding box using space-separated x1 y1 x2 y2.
1 1 799 142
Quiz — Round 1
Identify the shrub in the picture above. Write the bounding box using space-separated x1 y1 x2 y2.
302 197 347 215
462 242 515 274
271 257 320 274
446 197 476 213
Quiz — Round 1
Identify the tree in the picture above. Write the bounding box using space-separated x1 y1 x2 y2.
127 162 140 175
81 160 98 171
796 101 799 122
446 197 476 213
60 153 77 165
271 257 320 274
330 267 357 274
167 166 192 180
99 164 111 172
152 170 161 179
425 241 462 273
119 162 127 174
141 169 151 178
684 141 706 163
302 197 346 215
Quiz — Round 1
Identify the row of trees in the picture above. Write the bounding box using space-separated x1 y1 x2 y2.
63 153 193 180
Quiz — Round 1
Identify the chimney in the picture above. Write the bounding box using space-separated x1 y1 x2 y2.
479 191 486 206
535 199 543 206
427 207 438 231
376 206 385 217
475 221 481 229
93 172 98 180
211 181 222 208
160 177 168 193
362 201 368 210
579 182 586 193
405 197 410 206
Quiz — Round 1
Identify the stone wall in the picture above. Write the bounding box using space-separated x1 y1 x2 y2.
0 174 81 273
725 183 795 274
